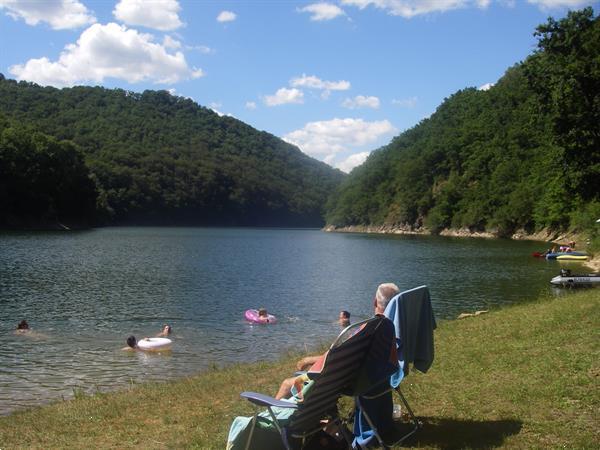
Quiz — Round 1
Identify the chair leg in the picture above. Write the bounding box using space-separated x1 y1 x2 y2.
244 414 258 450
265 407 292 450
355 397 389 449
391 387 420 444
244 410 293 450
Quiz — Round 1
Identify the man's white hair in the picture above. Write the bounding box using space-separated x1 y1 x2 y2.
376 282 400 310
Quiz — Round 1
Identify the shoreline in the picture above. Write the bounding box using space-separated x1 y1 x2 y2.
323 225 600 271
323 224 568 241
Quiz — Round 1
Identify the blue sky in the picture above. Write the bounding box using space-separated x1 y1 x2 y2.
1 0 597 172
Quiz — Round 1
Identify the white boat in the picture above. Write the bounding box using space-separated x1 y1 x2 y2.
550 269 600 287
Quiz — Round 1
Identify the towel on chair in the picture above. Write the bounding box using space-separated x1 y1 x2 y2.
384 285 436 387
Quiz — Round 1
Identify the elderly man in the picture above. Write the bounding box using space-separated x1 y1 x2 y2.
275 282 400 400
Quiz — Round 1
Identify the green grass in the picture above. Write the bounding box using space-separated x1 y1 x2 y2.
0 290 598 449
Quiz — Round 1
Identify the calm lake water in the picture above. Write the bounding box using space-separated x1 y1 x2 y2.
0 227 578 415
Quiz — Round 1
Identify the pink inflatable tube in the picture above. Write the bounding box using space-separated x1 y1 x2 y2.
244 309 277 324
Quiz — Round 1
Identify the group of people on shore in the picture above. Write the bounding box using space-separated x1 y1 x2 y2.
542 240 577 255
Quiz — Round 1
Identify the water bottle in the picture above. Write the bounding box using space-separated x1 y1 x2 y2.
392 403 402 420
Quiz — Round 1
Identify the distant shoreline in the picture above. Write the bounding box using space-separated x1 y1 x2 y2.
323 224 560 241
324 224 600 271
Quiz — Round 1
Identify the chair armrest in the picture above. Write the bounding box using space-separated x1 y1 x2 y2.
240 392 299 409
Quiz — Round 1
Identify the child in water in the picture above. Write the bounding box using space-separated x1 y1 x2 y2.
257 308 270 323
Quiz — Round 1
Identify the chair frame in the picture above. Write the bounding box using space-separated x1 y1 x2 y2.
355 384 421 448
240 316 389 450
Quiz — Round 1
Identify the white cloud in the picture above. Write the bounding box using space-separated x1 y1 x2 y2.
290 74 350 91
187 44 214 54
245 101 257 110
336 151 370 173
217 10 236 22
113 0 183 31
264 87 304 106
163 35 181 49
392 96 417 107
9 23 203 87
526 0 592 9
340 0 491 18
283 117 396 162
478 82 494 91
298 3 346 21
0 0 95 30
208 102 234 117
342 95 380 109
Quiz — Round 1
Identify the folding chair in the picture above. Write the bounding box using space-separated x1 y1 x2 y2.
239 315 398 450
355 285 436 448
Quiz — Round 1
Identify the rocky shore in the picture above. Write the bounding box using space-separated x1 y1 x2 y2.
324 225 599 271
324 224 566 241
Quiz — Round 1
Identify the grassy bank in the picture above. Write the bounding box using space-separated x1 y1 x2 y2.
1 290 598 449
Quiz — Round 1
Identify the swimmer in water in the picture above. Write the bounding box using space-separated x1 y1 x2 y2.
122 335 141 351
156 324 172 337
15 320 30 334
338 310 351 327
257 308 270 323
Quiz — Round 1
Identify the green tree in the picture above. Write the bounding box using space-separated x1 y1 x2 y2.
525 8 600 200
0 122 97 227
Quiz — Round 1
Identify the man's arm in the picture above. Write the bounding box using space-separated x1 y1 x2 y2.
296 355 322 371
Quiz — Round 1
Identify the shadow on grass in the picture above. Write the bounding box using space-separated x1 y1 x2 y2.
398 416 522 449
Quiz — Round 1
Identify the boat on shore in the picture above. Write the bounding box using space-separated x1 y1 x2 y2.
556 254 588 261
545 251 587 260
550 269 600 287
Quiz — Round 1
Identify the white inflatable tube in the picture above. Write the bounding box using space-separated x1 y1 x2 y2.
137 337 172 351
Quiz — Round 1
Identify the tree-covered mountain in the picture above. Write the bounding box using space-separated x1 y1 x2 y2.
0 118 97 228
325 8 599 237
0 76 344 228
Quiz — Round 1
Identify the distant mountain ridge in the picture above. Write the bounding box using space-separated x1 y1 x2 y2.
0 74 345 228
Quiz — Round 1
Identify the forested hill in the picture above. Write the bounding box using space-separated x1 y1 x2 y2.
0 76 344 228
325 8 599 237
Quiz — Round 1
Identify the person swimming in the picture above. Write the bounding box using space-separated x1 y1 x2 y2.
122 335 172 352
156 324 172 337
15 320 30 334
122 335 139 351
257 308 268 322
339 310 351 327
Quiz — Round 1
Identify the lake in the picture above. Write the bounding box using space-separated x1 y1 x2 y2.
0 227 575 415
